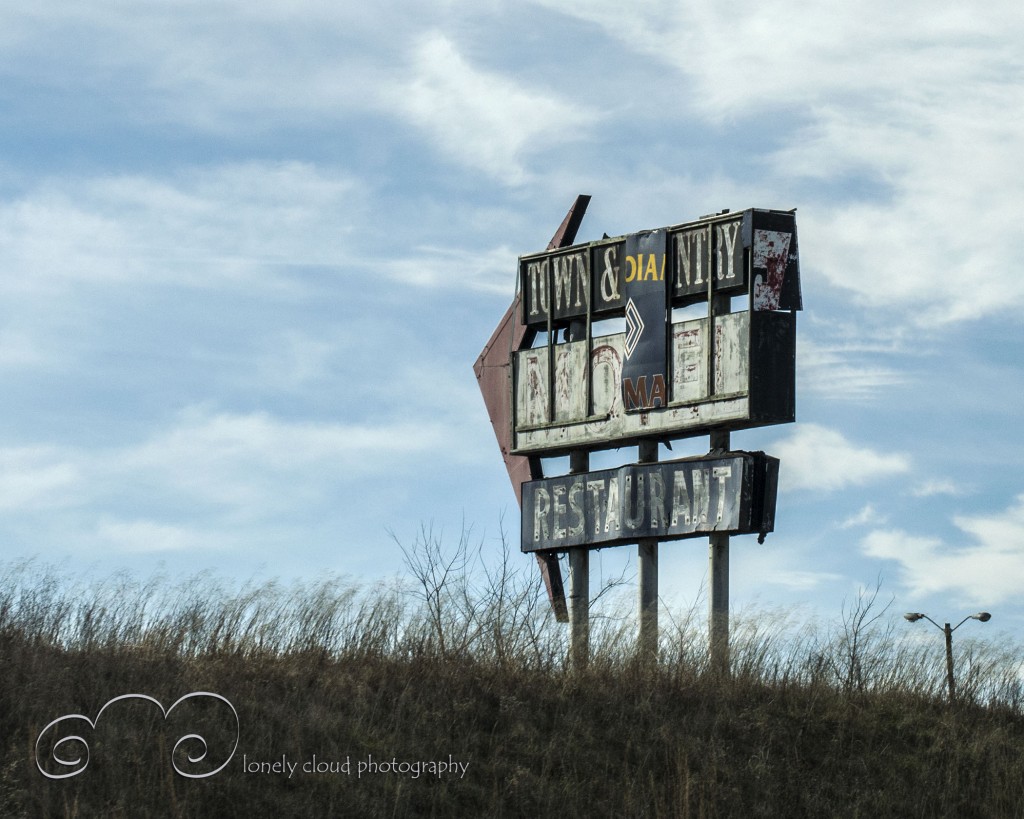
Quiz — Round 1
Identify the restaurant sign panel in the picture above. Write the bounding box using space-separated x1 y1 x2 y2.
521 451 779 553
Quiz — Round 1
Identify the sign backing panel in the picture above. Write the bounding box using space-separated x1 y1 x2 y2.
621 229 669 413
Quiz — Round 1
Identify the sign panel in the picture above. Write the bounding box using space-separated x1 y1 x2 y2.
521 451 779 553
751 210 802 311
621 230 668 412
520 208 798 329
513 310 795 454
592 242 625 315
673 219 745 300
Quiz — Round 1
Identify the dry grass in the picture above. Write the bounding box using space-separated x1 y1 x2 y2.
3 529 1024 817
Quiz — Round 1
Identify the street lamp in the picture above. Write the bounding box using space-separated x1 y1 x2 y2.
903 611 992 701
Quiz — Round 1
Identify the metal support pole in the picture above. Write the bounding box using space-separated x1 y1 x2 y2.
569 450 590 670
637 440 659 662
709 429 730 673
708 283 732 674
944 623 956 702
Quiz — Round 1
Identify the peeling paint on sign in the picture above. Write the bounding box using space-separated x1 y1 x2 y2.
512 310 793 455
752 230 792 311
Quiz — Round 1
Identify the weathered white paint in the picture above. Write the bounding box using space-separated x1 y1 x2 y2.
553 342 587 423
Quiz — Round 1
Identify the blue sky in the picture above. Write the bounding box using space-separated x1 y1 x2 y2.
2 1 1023 640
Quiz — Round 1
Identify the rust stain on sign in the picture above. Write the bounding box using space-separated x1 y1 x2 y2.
752 230 792 311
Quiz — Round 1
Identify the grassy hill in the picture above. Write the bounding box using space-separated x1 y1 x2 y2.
3 534 1024 817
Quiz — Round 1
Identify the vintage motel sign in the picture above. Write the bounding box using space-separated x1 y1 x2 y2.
477 201 801 669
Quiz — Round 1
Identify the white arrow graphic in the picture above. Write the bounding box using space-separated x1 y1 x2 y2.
624 297 645 359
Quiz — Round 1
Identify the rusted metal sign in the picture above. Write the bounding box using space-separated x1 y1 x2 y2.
513 208 800 457
476 200 798 618
521 451 779 553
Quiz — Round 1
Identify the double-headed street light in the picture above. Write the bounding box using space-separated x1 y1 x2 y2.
903 611 992 701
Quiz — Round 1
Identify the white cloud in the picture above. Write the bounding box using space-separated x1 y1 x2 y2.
729 546 845 597
955 498 1024 557
741 9 1024 323
114 406 452 511
0 163 371 377
801 136 1024 324
388 33 601 183
798 337 905 402
840 504 887 529
0 330 52 370
529 0 1015 119
911 478 964 498
0 192 128 293
383 244 517 294
0 4 405 128
0 447 81 511
759 569 845 592
0 161 535 344
0 406 456 536
251 331 340 392
861 494 1024 604
0 163 363 296
773 423 910 493
94 518 217 554
529 0 1024 322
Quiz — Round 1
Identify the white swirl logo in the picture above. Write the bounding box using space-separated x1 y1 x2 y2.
35 692 239 780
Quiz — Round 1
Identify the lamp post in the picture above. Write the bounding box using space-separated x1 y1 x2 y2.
903 611 991 702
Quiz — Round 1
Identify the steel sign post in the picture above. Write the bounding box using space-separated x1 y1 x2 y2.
709 430 731 673
477 199 799 669
709 286 732 674
568 450 590 669
637 439 659 662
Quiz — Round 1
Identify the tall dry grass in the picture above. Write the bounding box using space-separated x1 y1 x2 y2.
3 527 1024 817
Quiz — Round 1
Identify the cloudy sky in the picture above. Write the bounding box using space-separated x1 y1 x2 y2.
2 1 1023 638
